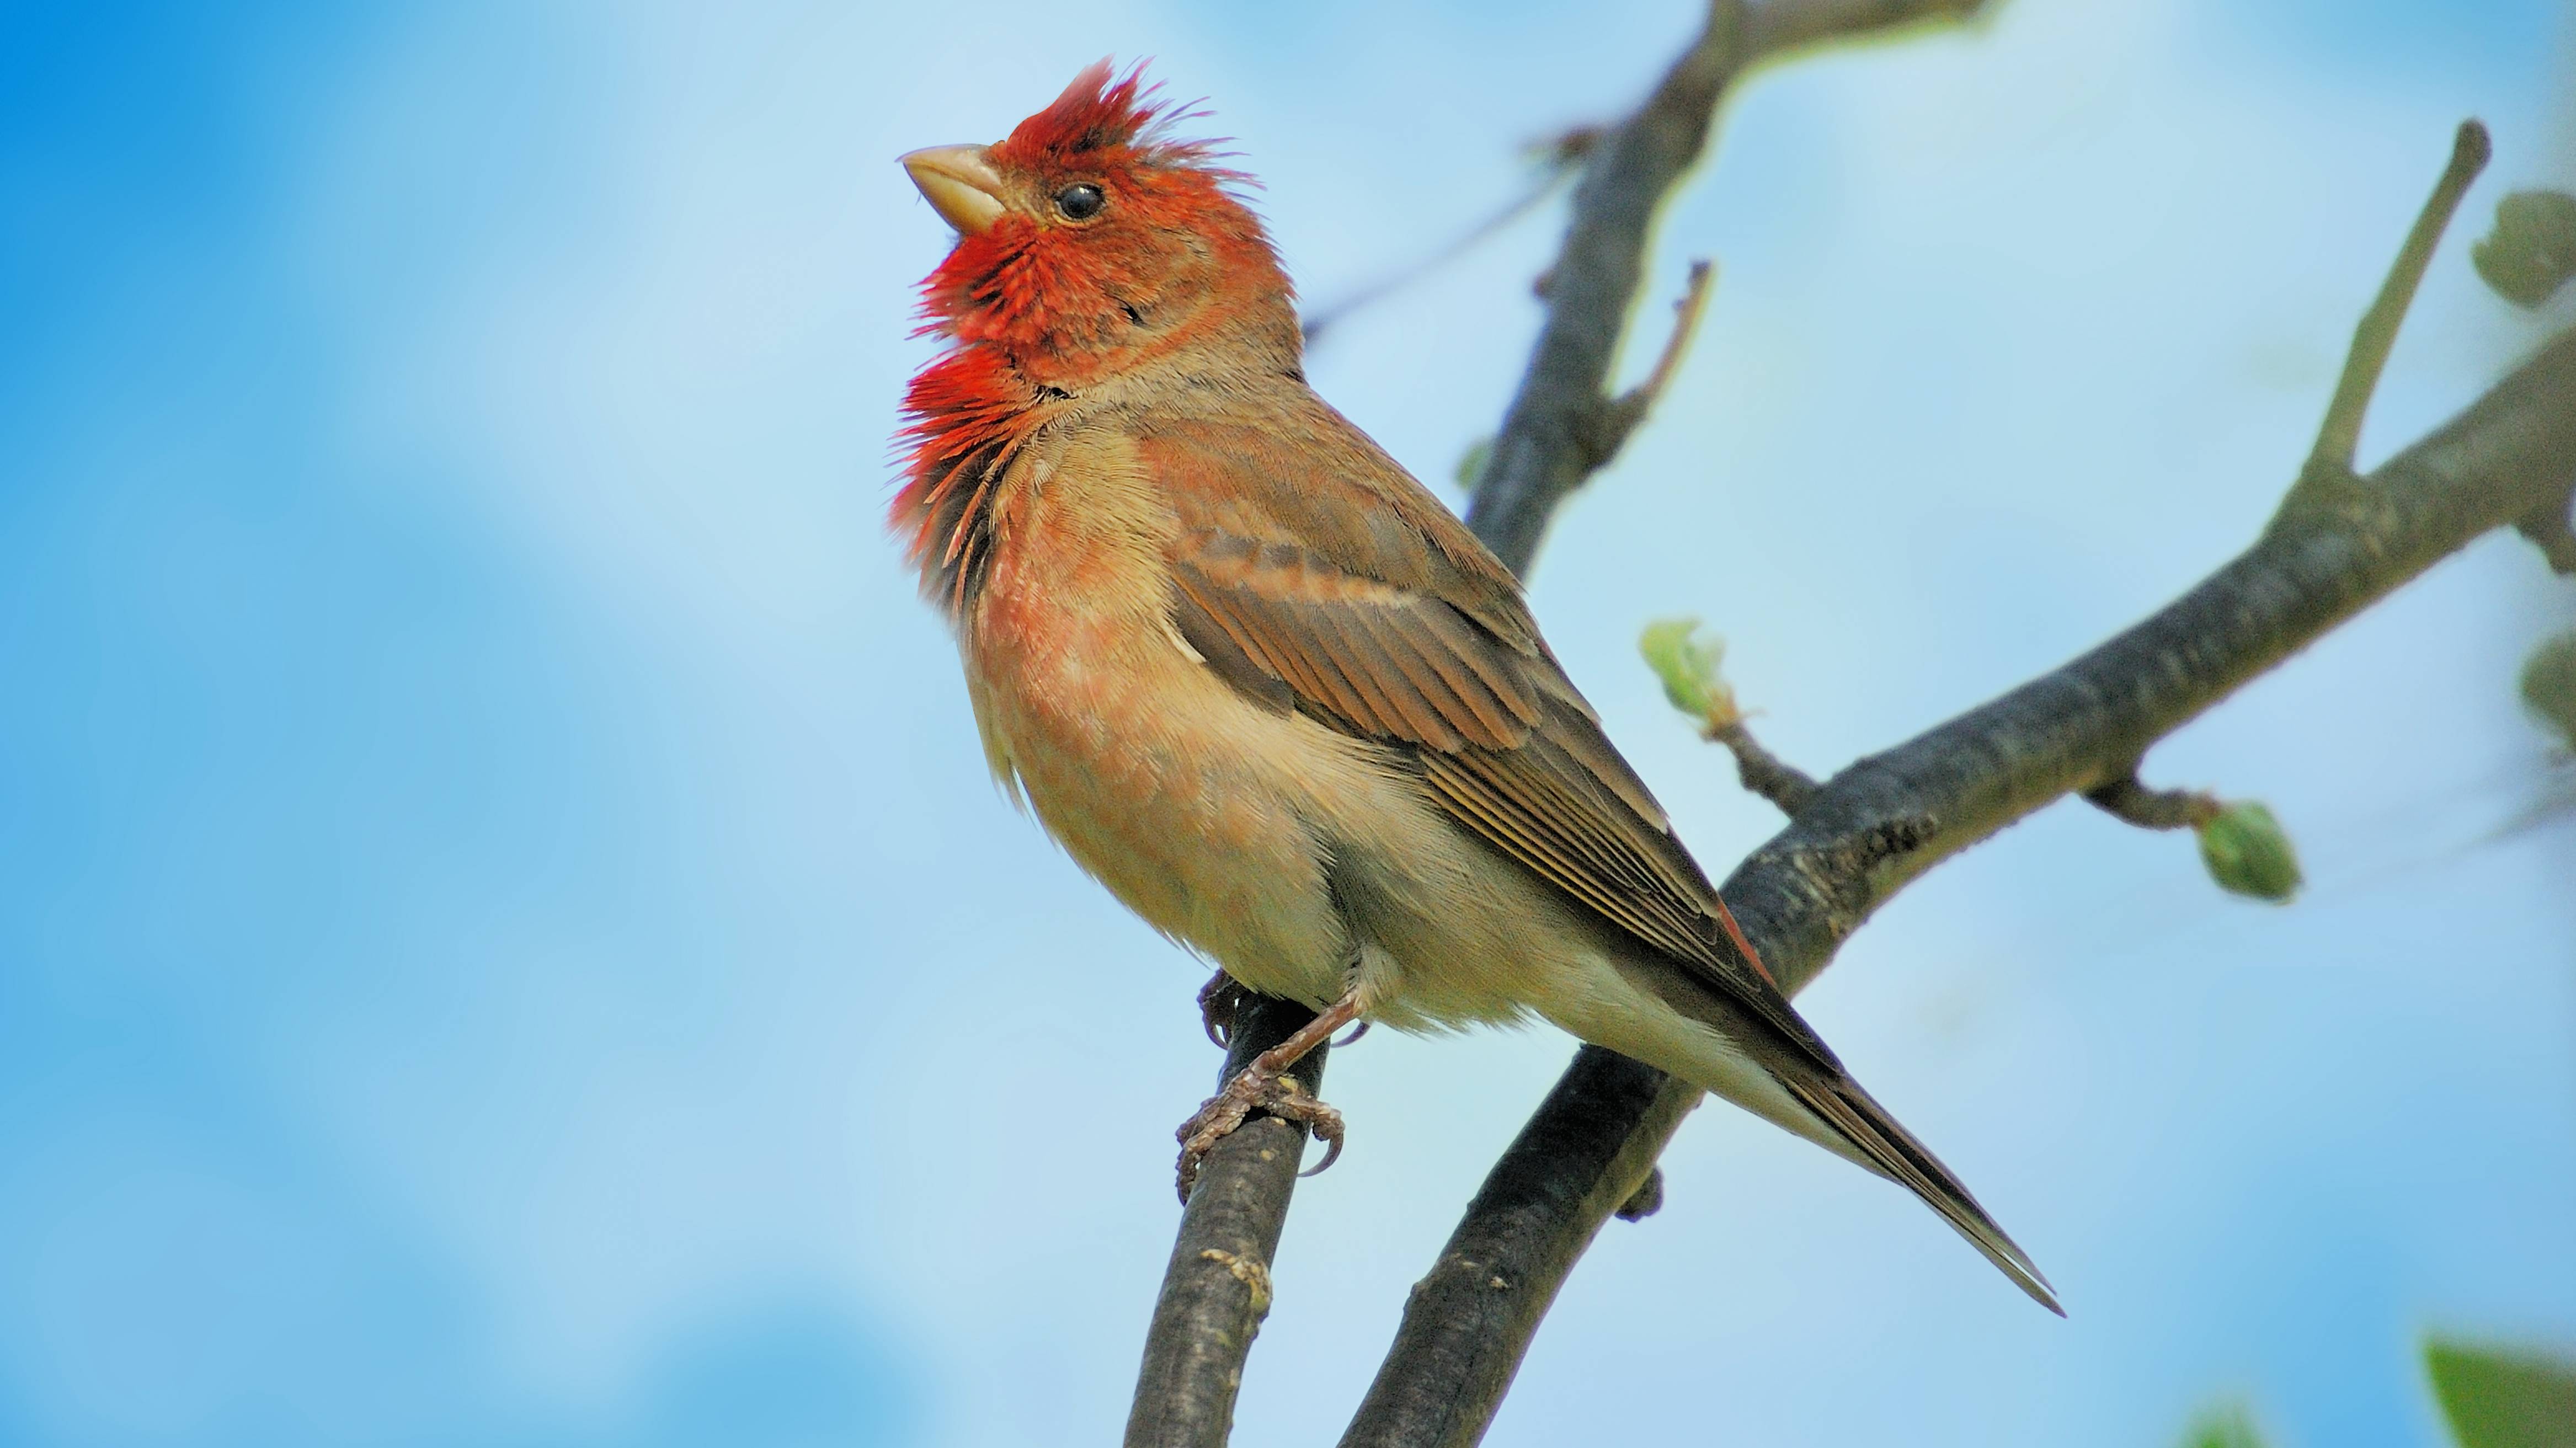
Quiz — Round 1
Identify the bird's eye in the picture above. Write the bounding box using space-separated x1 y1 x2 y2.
1054 183 1105 221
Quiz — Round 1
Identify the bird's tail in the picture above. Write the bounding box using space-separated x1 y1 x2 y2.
1780 1072 2065 1316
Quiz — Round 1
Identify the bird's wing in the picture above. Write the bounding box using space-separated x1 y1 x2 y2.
1141 407 1836 1068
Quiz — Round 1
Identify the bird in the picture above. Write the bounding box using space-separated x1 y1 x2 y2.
894 61 2060 1313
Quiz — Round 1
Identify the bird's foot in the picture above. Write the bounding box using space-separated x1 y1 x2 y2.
1174 1066 1345 1201
1197 970 1250 1049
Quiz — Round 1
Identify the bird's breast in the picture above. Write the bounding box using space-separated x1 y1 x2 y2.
953 429 1358 1003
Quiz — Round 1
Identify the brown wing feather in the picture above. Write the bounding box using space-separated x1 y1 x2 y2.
1143 416 1833 1067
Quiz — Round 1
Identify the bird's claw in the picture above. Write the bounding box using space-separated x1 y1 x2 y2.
1174 1068 1346 1201
1197 971 1249 1049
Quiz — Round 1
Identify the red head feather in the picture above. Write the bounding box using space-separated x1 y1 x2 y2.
892 63 1296 609
912 61 1276 357
986 59 1234 179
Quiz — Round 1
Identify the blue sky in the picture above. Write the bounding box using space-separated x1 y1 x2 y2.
2 1 2571 1445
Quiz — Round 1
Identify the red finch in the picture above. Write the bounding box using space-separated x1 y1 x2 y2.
896 62 2058 1312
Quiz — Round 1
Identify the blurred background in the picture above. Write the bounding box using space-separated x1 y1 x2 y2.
4 1 2572 1444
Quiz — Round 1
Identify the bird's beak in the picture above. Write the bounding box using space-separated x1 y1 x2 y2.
902 145 1007 235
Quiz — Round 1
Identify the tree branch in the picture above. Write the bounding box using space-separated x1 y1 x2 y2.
1125 996 1328 1448
1342 319 2576 1448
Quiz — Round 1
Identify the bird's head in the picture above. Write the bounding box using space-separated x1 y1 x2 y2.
902 62 1297 389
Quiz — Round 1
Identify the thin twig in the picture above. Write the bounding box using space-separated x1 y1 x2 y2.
1596 259 1718 463
1708 716 1821 815
2302 121 2492 479
2083 772 2221 831
1302 129 1602 348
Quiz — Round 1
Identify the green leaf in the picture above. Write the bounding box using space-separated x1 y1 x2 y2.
2179 1400 2268 1448
2519 630 2576 752
2196 800 2302 902
2473 190 2576 308
1636 617 1727 722
1454 436 1494 494
2426 1337 2576 1448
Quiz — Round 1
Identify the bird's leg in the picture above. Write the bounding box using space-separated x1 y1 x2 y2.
1174 987 1363 1201
1196 969 1250 1049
